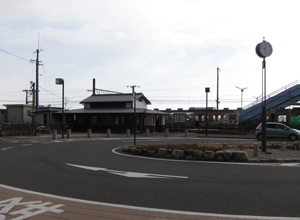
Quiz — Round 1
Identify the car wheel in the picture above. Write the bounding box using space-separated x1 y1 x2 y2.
257 133 262 140
289 134 297 141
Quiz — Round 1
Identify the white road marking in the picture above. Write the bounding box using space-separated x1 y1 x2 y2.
21 144 32 147
280 163 300 166
66 163 188 179
0 147 12 151
0 197 64 219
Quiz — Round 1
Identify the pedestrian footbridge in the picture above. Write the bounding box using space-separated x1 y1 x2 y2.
239 80 300 123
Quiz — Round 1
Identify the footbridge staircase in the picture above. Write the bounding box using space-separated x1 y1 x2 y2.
239 80 300 123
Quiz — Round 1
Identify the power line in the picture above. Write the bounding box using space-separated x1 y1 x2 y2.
0 48 31 62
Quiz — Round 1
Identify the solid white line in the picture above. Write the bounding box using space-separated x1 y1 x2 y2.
0 183 298 219
281 163 300 166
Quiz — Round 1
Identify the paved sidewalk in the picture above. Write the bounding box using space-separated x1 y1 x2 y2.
0 184 294 220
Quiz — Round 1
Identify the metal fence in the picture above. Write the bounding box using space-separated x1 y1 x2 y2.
0 122 35 136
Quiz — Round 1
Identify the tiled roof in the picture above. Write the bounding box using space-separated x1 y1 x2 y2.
80 93 151 104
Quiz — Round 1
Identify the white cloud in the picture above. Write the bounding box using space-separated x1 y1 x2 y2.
0 0 300 110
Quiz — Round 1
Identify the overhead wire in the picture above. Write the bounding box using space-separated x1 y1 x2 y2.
0 48 31 62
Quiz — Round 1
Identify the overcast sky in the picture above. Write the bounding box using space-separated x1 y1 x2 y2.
0 0 299 111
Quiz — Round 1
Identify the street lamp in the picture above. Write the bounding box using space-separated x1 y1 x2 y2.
216 67 220 110
56 78 64 139
235 86 247 109
205 87 210 136
127 85 140 146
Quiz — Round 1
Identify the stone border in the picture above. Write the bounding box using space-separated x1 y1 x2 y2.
123 142 300 163
123 146 250 162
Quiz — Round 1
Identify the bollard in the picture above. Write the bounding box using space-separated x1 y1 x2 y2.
146 129 150 137
223 143 227 150
67 129 71 138
184 129 188 137
107 129 111 137
281 142 286 151
52 130 57 140
126 129 130 137
253 143 259 157
165 128 169 137
87 129 91 138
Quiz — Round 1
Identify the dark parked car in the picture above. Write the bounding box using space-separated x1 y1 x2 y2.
255 122 300 141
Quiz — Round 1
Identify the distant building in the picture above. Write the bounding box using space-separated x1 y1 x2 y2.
63 93 168 133
2 104 62 126
3 104 32 122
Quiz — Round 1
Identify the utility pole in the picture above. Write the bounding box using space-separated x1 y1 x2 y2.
35 49 39 112
22 89 31 104
30 81 36 135
216 67 220 110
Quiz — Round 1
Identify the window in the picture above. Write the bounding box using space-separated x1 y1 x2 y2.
278 115 287 123
92 116 97 125
102 115 111 125
267 124 276 128
276 124 287 130
174 114 185 122
201 115 204 122
77 115 84 125
112 115 119 125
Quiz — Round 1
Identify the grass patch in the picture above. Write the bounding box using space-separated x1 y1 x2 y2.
131 141 297 151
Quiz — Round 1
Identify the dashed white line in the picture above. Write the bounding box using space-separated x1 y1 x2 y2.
21 144 32 147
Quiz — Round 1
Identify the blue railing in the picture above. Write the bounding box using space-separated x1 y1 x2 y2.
243 80 299 110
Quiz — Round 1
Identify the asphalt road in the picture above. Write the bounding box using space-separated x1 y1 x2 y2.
0 138 299 218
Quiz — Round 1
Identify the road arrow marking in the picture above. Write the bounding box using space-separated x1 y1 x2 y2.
66 163 188 179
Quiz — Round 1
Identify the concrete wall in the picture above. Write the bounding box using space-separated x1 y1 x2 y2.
135 98 148 109
6 105 32 122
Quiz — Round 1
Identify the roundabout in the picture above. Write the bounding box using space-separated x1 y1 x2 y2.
0 136 300 219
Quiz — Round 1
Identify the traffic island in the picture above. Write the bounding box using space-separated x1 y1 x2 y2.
123 146 250 162
123 142 300 163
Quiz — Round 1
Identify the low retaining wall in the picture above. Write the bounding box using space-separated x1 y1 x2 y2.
123 146 250 162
